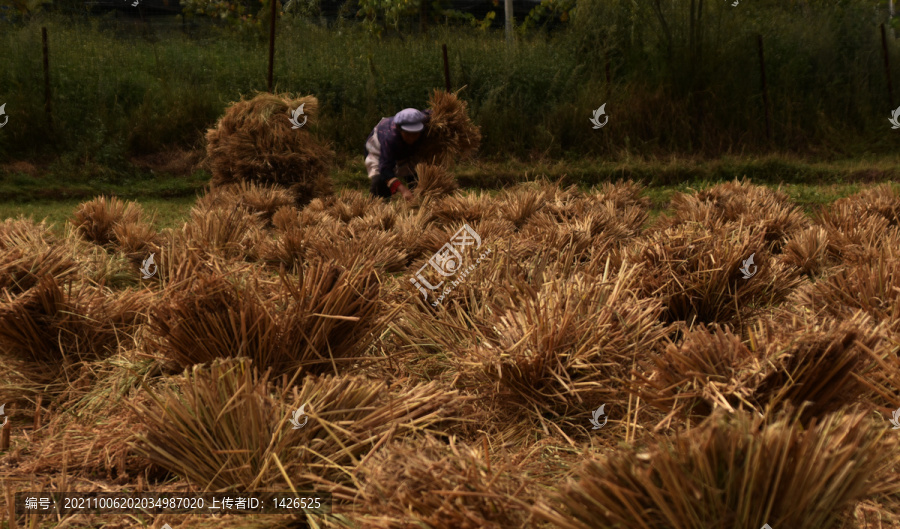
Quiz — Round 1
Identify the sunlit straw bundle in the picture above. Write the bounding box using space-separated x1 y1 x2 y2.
535 408 900 529
130 358 459 491
205 92 335 206
148 260 381 376
414 89 481 166
413 163 459 200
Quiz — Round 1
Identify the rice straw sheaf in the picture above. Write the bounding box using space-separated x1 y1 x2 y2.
148 228 254 286
413 89 482 166
517 210 602 261
426 191 494 227
621 221 802 326
205 92 335 206
392 206 448 263
71 196 147 247
661 180 809 250
0 276 149 369
750 313 884 421
130 358 459 492
0 216 56 249
496 185 550 229
0 244 78 294
814 202 900 265
534 408 900 529
195 180 298 225
148 261 381 376
347 201 398 232
15 398 158 482
389 248 545 360
572 200 647 242
632 312 884 424
181 203 269 261
271 204 328 231
306 228 409 273
348 435 537 529
413 163 459 201
791 247 900 331
260 218 347 270
111 220 160 266
470 261 665 418
820 183 900 227
324 189 385 223
534 182 588 222
782 225 831 277
404 218 510 301
590 179 652 210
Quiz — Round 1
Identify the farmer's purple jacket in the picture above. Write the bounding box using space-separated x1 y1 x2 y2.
365 109 432 185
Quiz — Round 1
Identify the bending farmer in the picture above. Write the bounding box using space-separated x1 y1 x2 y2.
365 108 431 201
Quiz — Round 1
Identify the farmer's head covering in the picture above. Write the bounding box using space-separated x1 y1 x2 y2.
394 108 426 133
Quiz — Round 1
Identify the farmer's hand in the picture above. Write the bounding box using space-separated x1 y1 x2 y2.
398 184 414 201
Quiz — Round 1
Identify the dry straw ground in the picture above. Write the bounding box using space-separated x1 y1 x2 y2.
2 179 900 529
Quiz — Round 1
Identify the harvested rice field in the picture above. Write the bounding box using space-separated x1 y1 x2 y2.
2 178 900 529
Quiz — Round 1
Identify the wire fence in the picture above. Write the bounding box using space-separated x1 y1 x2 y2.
1 1 899 164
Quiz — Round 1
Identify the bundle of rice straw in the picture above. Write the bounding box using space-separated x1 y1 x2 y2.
413 163 459 200
413 89 482 166
205 92 335 206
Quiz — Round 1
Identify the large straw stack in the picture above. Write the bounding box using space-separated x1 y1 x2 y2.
205 92 335 206
414 89 482 167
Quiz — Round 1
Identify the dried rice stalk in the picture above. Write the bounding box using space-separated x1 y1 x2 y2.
349 435 536 529
662 179 809 249
535 408 900 529
0 276 149 369
148 260 381 376
0 217 56 249
130 358 459 491
72 196 149 247
633 313 884 423
196 181 298 224
205 92 335 206
782 226 830 277
792 249 900 331
414 163 459 200
471 261 665 417
414 89 482 166
0 245 78 294
622 221 802 326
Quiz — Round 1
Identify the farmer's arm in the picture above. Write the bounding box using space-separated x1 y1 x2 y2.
377 129 413 199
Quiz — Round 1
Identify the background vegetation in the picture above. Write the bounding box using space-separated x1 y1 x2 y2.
1 0 899 182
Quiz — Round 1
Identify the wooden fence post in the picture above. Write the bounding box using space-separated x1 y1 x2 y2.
267 0 277 92
757 34 771 142
504 0 512 42
42 27 54 136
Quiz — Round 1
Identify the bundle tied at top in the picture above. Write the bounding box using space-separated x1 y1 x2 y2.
413 89 482 167
205 92 335 206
